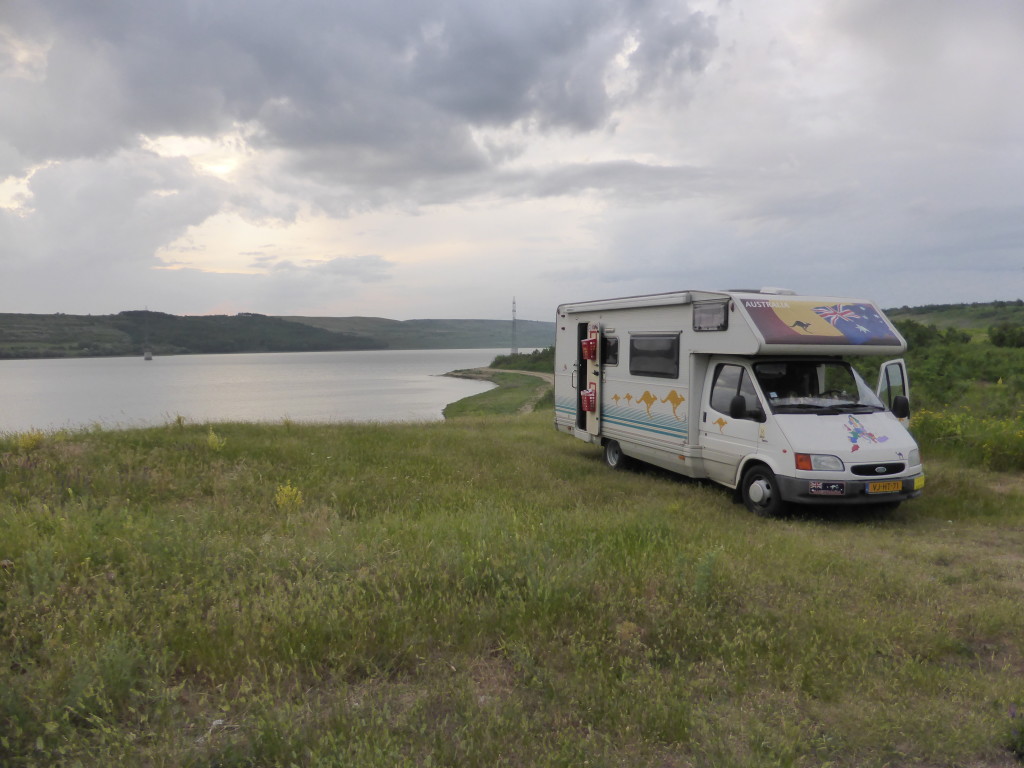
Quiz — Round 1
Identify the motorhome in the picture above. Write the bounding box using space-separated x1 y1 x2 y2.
554 289 925 515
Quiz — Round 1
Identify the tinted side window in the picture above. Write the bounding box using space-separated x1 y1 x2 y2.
710 364 742 413
710 364 762 419
629 335 679 378
602 336 619 366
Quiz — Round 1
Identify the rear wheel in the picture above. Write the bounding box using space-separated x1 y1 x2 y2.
604 440 629 470
741 465 785 517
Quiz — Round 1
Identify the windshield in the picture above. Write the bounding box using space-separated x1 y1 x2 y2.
753 360 885 414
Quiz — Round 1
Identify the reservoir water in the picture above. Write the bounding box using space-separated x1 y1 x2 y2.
0 349 503 433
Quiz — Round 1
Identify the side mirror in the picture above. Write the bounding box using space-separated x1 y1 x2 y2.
891 395 910 419
729 394 746 419
729 395 764 421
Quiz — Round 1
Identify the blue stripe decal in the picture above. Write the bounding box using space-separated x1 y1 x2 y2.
604 412 688 440
554 397 687 440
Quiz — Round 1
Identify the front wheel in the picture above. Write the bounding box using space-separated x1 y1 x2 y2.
604 440 629 470
741 465 786 517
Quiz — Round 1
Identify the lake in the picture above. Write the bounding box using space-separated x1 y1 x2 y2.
0 349 503 433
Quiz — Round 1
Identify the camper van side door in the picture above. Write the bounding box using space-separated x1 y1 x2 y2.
700 363 764 486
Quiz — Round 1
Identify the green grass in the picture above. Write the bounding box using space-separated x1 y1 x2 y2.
443 371 551 418
2 398 1024 765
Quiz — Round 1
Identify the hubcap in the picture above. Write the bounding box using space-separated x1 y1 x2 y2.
749 478 771 505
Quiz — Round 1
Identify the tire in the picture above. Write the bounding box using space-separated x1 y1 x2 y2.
603 440 629 470
741 465 785 517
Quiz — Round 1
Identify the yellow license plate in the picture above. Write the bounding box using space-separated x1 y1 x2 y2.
868 480 902 494
914 476 926 490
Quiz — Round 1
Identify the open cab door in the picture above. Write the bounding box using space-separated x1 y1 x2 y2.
877 358 911 421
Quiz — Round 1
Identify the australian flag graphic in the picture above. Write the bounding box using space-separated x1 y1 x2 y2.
812 303 895 344
741 298 902 347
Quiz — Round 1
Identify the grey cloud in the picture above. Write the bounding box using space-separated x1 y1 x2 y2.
833 0 1024 143
408 0 716 130
527 160 712 200
2 0 717 181
262 254 394 282
0 149 227 266
310 255 393 281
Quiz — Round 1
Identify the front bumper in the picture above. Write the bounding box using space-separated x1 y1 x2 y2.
777 472 925 506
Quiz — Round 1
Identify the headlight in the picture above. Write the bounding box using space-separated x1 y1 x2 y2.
795 453 844 471
909 449 921 466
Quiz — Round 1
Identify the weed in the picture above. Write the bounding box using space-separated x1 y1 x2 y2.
274 481 304 513
206 426 227 452
16 429 46 453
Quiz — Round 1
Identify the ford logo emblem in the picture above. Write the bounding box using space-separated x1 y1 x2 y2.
875 466 887 473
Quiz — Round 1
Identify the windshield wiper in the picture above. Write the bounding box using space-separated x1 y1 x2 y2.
773 403 841 414
832 403 884 413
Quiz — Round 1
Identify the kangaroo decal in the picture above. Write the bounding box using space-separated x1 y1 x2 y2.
660 390 686 419
635 390 659 417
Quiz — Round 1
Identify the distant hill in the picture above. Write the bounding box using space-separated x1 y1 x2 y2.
280 316 555 350
0 311 382 359
886 300 1024 330
0 311 556 359
1 302 1013 361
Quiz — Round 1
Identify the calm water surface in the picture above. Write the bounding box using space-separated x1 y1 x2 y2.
0 349 501 433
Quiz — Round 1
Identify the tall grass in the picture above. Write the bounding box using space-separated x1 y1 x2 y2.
912 408 1024 472
2 411 1023 766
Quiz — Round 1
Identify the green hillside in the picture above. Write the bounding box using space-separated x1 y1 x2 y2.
0 311 556 359
0 311 382 359
887 299 1024 330
280 316 555 350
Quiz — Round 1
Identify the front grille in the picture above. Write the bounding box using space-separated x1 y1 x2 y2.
851 462 905 477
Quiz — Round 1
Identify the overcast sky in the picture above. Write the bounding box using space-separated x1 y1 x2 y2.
2 0 1022 321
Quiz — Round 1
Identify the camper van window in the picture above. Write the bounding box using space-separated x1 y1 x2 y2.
753 360 885 414
603 336 619 366
629 334 679 378
693 301 729 331
710 364 762 419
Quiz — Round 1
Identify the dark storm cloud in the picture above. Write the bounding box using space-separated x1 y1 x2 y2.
1 0 717 183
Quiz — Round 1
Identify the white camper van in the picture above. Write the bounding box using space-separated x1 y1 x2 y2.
554 289 925 515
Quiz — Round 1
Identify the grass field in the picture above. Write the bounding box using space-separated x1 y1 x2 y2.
443 370 553 418
2 379 1024 766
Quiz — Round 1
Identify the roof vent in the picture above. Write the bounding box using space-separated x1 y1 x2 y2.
759 287 796 295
